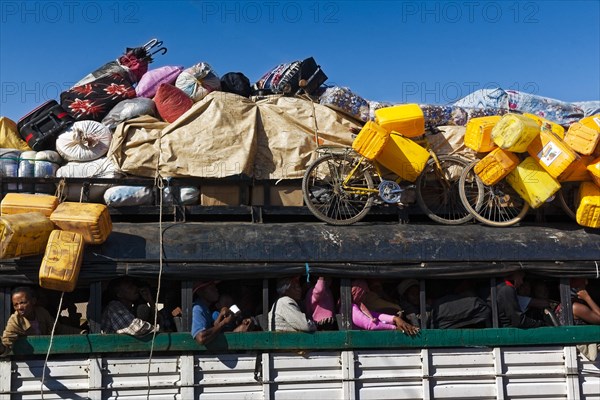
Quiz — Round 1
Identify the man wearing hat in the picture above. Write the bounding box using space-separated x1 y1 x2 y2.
192 280 249 345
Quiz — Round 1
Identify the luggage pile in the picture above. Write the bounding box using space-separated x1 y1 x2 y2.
0 39 599 228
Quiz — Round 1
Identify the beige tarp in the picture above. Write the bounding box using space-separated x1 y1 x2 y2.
108 92 360 179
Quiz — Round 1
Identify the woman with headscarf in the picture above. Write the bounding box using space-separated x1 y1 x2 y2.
351 279 419 335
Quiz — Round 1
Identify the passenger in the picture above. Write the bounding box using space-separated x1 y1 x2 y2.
101 277 159 335
364 279 403 315
305 277 336 330
492 271 545 328
396 279 423 326
192 281 252 345
555 278 600 326
351 279 419 335
269 276 316 332
1 287 85 356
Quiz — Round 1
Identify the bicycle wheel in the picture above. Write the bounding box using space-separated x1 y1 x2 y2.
556 181 578 221
416 155 473 225
458 160 530 227
302 150 374 225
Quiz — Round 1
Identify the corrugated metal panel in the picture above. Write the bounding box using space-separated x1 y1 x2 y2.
11 358 89 400
580 356 600 398
430 349 496 399
269 352 343 400
196 354 262 399
356 350 423 400
103 356 181 399
503 347 567 399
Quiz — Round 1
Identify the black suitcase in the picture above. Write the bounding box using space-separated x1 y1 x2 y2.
17 100 74 151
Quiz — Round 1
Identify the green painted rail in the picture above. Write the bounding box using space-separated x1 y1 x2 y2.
9 326 600 355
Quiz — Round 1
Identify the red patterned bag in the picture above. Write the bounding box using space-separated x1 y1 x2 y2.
60 74 136 121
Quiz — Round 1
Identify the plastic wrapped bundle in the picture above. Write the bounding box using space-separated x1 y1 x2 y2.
319 86 370 122
136 65 184 98
418 105 468 129
0 148 21 191
18 151 37 192
104 185 154 207
162 186 200 205
36 150 62 194
56 157 122 202
101 98 157 131
175 62 221 102
56 120 112 162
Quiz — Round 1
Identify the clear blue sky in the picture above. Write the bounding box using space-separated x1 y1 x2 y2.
1 0 598 121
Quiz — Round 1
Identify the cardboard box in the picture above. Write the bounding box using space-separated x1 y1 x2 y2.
200 185 247 206
252 184 304 206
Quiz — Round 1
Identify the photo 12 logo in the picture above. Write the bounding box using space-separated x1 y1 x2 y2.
1 2 140 24
400 1 540 23
197 1 340 23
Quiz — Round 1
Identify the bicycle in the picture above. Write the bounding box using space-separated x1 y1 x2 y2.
302 129 473 226
458 159 578 227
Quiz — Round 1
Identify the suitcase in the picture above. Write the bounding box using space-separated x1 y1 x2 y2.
1 193 59 217
39 230 84 292
50 202 112 245
464 116 501 153
576 181 600 228
474 148 520 186
527 129 576 178
506 157 561 208
0 212 54 259
491 114 540 152
17 100 75 151
564 122 600 156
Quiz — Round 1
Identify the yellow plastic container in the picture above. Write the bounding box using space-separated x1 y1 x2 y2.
374 104 425 138
39 230 84 292
579 114 600 132
375 132 431 182
1 193 59 217
50 202 112 245
506 157 561 208
474 148 520 186
464 116 501 153
564 122 600 156
575 181 600 228
523 113 565 139
0 212 54 259
527 129 576 178
351 121 390 160
587 157 600 187
558 154 593 182
491 114 540 152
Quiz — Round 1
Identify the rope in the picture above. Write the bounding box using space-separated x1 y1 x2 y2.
595 260 599 279
146 113 166 399
305 262 311 283
40 291 64 399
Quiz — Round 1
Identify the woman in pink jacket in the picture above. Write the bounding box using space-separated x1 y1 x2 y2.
351 279 420 335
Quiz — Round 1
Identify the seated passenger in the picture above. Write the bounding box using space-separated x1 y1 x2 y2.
364 279 403 315
351 280 419 335
555 278 600 326
492 271 545 328
192 281 252 345
101 277 159 335
1 287 85 356
305 277 336 330
269 276 316 332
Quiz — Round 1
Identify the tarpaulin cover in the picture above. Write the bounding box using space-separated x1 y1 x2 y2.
2 222 599 285
107 92 359 179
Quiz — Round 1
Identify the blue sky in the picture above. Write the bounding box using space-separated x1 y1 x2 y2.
1 0 599 121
